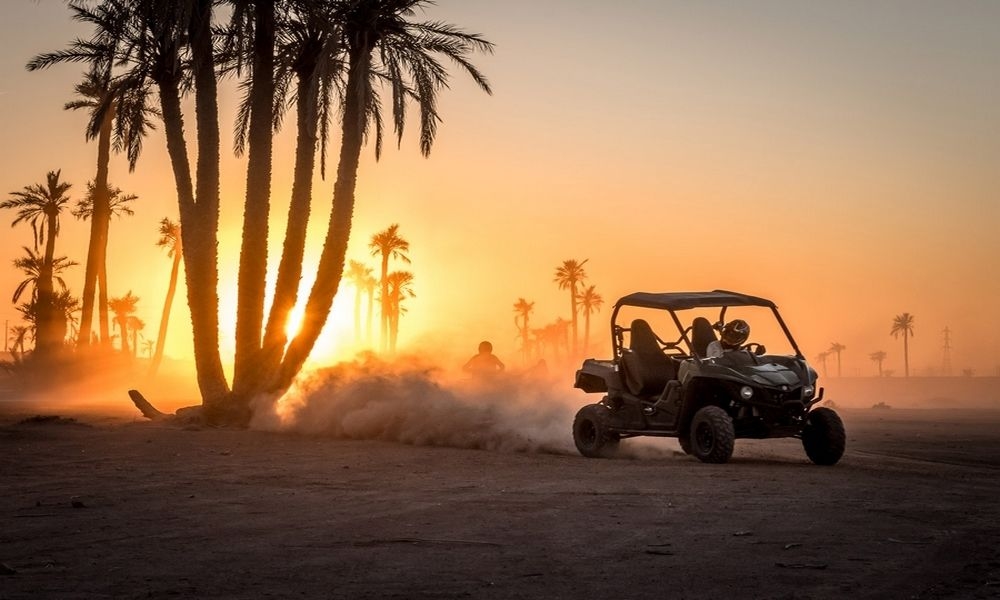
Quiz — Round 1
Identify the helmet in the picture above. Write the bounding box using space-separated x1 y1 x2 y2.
720 319 750 349
478 340 493 353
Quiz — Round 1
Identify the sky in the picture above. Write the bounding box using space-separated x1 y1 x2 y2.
0 0 998 378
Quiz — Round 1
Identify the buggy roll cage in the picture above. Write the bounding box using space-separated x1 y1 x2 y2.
609 289 805 361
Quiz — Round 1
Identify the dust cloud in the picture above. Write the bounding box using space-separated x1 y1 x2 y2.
251 355 680 458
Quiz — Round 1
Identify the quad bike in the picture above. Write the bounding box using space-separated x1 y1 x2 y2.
573 290 845 465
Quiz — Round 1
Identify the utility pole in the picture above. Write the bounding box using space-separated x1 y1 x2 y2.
941 326 952 377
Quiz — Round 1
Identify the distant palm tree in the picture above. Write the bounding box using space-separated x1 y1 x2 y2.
815 351 830 378
346 260 373 342
579 285 604 354
363 274 377 345
108 291 139 357
891 313 916 377
128 316 145 358
513 298 535 363
142 339 155 359
2 170 73 355
554 259 588 354
8 325 31 362
828 342 846 377
149 218 181 377
869 350 887 377
369 225 410 352
385 271 416 354
63 67 155 351
73 181 138 346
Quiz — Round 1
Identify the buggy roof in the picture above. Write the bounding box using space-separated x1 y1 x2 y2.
615 290 777 311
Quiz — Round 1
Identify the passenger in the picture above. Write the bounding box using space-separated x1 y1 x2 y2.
706 319 750 358
463 340 505 375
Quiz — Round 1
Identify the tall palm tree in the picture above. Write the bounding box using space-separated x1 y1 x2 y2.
368 224 410 352
828 342 846 377
579 285 604 354
277 0 493 388
108 291 139 357
554 259 588 354
891 313 916 377
62 67 155 351
2 171 73 355
815 351 829 378
345 260 372 342
149 218 182 377
869 350 887 377
385 270 415 353
73 181 138 346
512 298 534 364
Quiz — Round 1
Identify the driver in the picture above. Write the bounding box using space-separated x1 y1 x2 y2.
706 319 749 358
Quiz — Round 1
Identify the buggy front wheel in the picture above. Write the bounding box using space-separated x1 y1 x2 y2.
689 406 735 464
801 407 846 465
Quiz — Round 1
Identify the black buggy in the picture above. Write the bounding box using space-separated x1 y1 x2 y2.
572 290 845 464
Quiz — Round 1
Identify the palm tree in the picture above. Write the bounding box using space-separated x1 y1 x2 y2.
368 224 410 352
277 0 493 388
142 339 155 359
579 285 604 354
363 273 377 345
108 291 139 357
385 270 415 353
828 342 846 377
128 316 145 358
73 181 138 346
8 325 32 362
554 259 589 354
345 260 373 342
2 171 73 355
11 248 76 305
52 290 82 347
149 218 181 377
869 350 887 377
891 313 916 377
815 351 830 378
512 298 534 364
63 67 155 351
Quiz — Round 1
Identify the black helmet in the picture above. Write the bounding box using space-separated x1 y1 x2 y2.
721 319 750 348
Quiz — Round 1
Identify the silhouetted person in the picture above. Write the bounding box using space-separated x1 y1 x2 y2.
464 340 505 375
706 319 750 358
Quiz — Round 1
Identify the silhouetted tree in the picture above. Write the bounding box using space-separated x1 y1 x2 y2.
869 350 887 377
828 342 846 377
579 285 603 354
345 260 373 342
385 270 415 353
554 259 588 354
369 225 410 353
108 291 139 357
891 313 915 377
815 351 829 378
73 181 138 346
513 298 534 363
363 273 377 345
149 218 181 377
2 171 73 356
8 325 31 362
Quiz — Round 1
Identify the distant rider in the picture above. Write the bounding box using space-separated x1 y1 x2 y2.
463 341 505 375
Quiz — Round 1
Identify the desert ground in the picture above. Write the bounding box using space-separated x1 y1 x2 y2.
2 374 1000 599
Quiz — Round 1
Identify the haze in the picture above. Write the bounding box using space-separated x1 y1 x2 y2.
1 0 998 378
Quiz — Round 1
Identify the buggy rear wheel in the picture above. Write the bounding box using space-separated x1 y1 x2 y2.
573 404 620 458
802 407 846 465
689 406 735 464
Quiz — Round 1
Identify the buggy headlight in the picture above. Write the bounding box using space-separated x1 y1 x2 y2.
803 385 815 399
740 386 754 400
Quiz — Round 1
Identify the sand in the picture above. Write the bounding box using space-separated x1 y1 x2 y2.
2 402 999 599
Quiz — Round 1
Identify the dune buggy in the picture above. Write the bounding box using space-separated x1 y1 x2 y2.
573 290 845 464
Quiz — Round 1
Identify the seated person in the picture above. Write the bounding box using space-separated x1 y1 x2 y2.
706 319 750 358
463 340 505 375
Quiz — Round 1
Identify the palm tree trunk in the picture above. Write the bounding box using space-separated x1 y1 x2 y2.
379 254 389 352
97 249 110 347
260 63 320 366
36 211 58 355
569 283 578 354
584 310 591 354
234 0 276 395
118 317 130 356
149 248 181 378
904 333 910 377
157 71 229 405
277 41 373 389
78 110 113 349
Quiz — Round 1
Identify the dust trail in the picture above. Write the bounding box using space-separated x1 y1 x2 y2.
251 355 680 458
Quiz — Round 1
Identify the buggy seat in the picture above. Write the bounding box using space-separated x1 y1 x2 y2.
621 319 676 396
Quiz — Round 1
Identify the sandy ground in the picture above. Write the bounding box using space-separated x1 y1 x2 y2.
2 403 1000 599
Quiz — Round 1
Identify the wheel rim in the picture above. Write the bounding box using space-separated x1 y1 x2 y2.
695 422 714 454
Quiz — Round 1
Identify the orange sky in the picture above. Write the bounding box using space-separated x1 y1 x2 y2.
1 1 998 378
